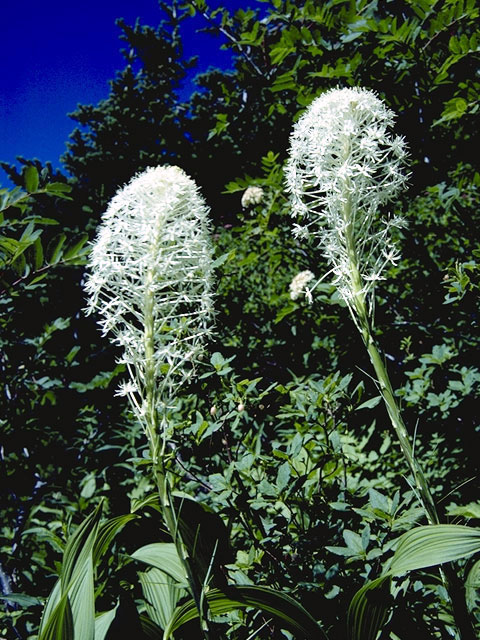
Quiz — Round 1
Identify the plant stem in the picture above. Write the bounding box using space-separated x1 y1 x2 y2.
343 207 476 640
343 197 437 524
143 269 215 640
353 288 438 524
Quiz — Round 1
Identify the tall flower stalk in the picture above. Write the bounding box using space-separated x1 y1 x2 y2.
85 165 215 637
285 88 438 520
286 88 474 638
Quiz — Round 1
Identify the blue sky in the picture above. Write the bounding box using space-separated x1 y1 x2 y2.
0 0 249 187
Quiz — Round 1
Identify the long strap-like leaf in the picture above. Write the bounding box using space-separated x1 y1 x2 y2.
163 585 328 639
38 503 103 640
347 524 480 640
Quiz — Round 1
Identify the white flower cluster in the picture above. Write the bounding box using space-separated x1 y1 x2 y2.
241 185 264 208
289 270 314 302
285 87 408 309
84 166 215 415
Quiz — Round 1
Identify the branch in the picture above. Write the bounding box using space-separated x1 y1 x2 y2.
189 0 267 78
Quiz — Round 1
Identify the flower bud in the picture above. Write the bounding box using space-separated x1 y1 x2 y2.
289 270 314 302
241 186 264 208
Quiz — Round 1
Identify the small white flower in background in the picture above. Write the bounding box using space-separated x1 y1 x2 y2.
84 165 215 422
285 87 408 311
241 185 264 208
289 270 315 302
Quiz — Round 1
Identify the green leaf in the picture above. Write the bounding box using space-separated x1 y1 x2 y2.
212 250 235 269
48 233 67 264
60 504 102 586
93 513 137 566
24 165 39 193
0 593 43 607
69 365 125 393
38 503 103 640
33 236 44 270
62 233 90 262
343 530 364 554
45 182 72 194
131 543 187 585
276 461 291 492
173 494 233 587
140 613 164 638
270 70 297 92
386 524 480 575
434 97 468 125
95 603 119 640
163 585 327 639
26 273 49 288
466 558 480 612
348 525 480 640
369 488 391 514
347 576 392 640
274 303 297 324
357 396 382 410
269 45 295 65
80 474 96 499
65 345 81 364
446 502 480 519
38 583 74 640
139 567 184 630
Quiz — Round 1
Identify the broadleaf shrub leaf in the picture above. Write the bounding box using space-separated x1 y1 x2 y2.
24 165 39 193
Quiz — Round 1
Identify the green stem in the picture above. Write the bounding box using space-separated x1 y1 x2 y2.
343 198 437 524
143 270 215 640
354 286 438 525
343 206 476 640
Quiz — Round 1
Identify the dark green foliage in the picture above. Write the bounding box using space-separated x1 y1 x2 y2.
1 1 480 638
63 13 195 207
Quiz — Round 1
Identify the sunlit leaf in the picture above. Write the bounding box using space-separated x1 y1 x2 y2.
38 503 103 640
131 543 187 585
386 525 480 575
163 585 326 639
346 576 392 640
93 513 137 566
465 558 480 612
24 165 39 193
95 602 119 640
139 567 185 630
348 525 480 640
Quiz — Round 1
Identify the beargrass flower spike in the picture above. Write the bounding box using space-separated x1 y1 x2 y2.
241 185 264 208
289 269 315 302
85 166 218 638
285 87 478 640
285 86 408 316
84 165 215 458
286 88 440 521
